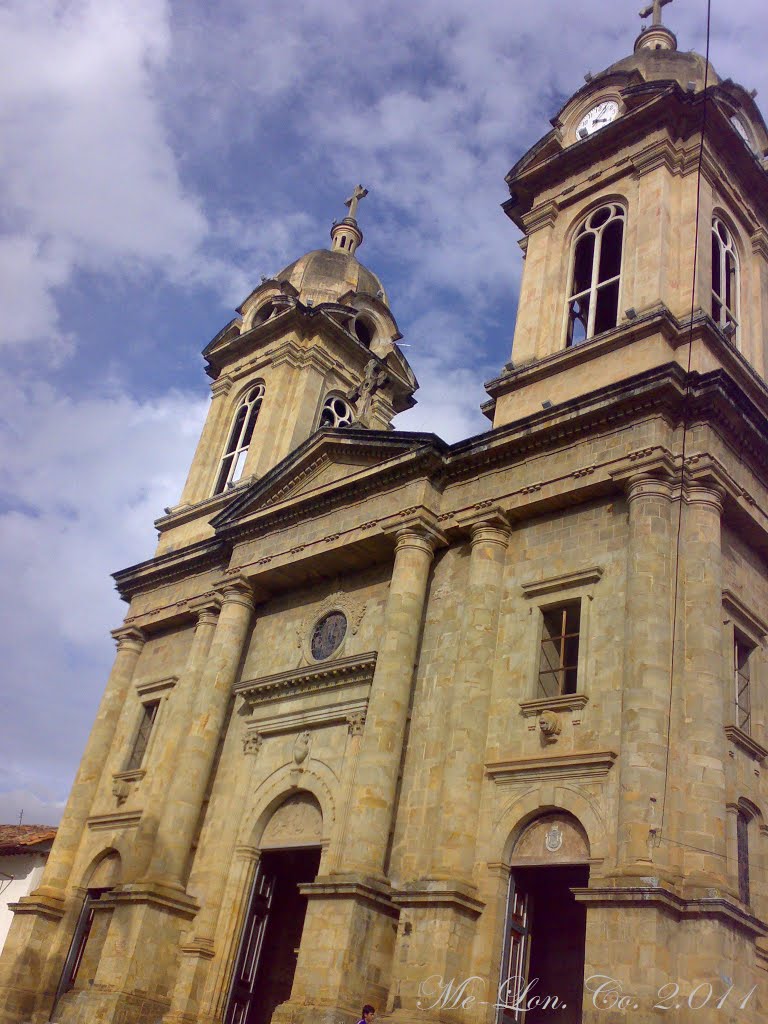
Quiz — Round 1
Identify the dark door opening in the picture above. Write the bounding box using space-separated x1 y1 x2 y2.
226 846 321 1024
499 864 589 1024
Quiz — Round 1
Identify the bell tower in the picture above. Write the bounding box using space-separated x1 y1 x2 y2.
155 190 417 554
485 0 768 425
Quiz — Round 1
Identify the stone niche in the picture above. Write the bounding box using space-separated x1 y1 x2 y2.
260 792 323 849
512 812 590 862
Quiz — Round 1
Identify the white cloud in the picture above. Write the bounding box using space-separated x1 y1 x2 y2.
0 374 207 822
0 0 206 348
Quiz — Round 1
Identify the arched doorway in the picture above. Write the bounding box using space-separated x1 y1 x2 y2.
225 793 322 1024
498 813 590 1024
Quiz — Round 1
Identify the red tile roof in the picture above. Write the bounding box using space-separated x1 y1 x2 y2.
0 825 57 855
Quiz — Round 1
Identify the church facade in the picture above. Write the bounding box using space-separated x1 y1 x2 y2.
2 9 768 1024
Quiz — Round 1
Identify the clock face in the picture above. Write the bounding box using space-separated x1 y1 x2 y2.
576 100 620 140
730 115 753 150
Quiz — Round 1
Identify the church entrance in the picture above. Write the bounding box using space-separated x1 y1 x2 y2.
498 812 591 1024
225 845 321 1024
499 864 589 1024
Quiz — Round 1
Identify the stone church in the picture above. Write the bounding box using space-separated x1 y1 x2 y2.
2 5 768 1023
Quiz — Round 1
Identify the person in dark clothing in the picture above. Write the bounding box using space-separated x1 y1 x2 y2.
356 1004 376 1024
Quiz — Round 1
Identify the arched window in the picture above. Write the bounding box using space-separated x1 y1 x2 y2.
213 383 265 494
712 217 739 339
565 204 625 347
319 394 355 428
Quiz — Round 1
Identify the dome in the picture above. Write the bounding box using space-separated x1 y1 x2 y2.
599 38 720 94
276 249 388 308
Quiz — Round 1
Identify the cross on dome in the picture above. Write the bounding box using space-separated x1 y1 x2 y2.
344 184 369 220
639 0 672 27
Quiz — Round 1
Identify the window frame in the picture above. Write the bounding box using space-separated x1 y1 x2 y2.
564 203 626 348
124 698 161 773
213 382 266 495
520 566 603 705
318 392 355 429
711 215 740 343
722 590 766 746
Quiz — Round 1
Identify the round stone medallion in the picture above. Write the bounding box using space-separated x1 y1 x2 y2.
310 610 347 660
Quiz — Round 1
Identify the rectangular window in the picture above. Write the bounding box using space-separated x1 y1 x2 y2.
734 636 752 734
125 700 160 771
56 887 112 998
538 602 581 697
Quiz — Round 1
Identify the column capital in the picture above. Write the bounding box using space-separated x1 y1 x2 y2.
469 518 512 549
683 481 725 514
384 507 447 552
216 572 256 611
393 526 442 557
624 473 675 505
189 593 222 627
110 625 147 653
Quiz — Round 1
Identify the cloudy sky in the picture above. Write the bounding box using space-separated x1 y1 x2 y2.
1 0 767 825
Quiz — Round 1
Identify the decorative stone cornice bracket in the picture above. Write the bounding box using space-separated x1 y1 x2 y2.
486 750 617 785
235 651 378 713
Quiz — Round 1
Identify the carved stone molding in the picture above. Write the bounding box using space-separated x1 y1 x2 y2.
87 810 142 831
486 750 618 785
724 725 768 764
521 566 603 599
296 591 368 664
236 651 377 714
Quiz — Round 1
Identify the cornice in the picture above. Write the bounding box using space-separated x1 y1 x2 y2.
724 725 768 764
572 886 767 938
722 588 768 640
112 536 227 603
235 651 378 712
486 750 617 785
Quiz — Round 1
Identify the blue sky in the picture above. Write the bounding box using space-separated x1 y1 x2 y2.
1 0 767 824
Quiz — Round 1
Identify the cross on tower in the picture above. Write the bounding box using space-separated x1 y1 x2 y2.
639 0 673 26
344 184 368 219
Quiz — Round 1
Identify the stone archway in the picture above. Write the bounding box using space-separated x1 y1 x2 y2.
500 812 591 1024
226 793 323 1024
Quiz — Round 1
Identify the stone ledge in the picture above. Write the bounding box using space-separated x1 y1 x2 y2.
236 651 378 711
114 881 199 919
520 565 603 598
391 879 485 917
486 749 617 784
573 885 767 938
299 874 398 915
87 810 142 831
8 889 66 921
519 693 590 717
724 725 768 763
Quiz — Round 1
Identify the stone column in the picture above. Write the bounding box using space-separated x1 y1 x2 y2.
616 475 679 876
42 626 147 897
432 519 510 881
132 601 221 879
340 526 437 878
0 626 146 1024
148 576 255 888
679 482 728 889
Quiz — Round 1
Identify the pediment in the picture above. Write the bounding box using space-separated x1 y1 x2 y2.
211 427 443 529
